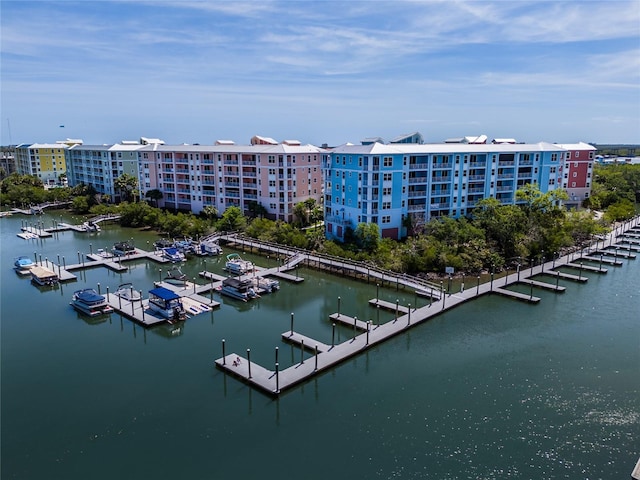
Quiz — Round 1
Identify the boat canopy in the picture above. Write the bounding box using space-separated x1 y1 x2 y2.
75 289 104 303
149 287 180 301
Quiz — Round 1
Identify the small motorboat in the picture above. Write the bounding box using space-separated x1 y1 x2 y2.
165 266 187 284
114 283 142 302
30 265 59 286
147 287 187 322
220 277 260 302
112 241 135 256
14 256 35 272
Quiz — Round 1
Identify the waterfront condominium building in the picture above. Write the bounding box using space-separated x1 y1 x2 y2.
15 143 69 185
137 140 324 221
555 142 597 209
323 141 570 241
67 142 149 201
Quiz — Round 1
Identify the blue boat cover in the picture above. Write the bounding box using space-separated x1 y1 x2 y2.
164 247 179 255
149 287 180 300
75 289 104 302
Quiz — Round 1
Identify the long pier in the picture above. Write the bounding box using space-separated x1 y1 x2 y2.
215 216 640 396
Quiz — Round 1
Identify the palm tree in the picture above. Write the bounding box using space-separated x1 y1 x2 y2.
114 173 138 203
145 188 163 207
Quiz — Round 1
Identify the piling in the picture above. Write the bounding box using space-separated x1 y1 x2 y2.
290 312 294 336
222 339 226 365
314 345 319 371
247 349 252 379
331 323 336 347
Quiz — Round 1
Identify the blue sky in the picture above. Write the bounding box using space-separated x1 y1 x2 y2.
2 1 639 146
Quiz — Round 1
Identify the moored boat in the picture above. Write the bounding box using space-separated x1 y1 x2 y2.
165 266 187 284
162 247 186 263
14 256 35 272
71 288 114 316
147 287 187 322
30 265 59 286
220 277 260 302
197 240 222 256
114 283 142 302
224 253 254 275
112 241 135 256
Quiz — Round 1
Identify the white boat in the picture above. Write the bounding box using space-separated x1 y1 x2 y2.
162 247 186 263
30 265 59 286
14 256 35 272
147 287 187 322
16 232 38 240
114 283 142 302
220 277 260 302
197 240 222 256
165 266 187 284
82 222 101 232
224 253 254 275
71 288 114 316
253 277 280 293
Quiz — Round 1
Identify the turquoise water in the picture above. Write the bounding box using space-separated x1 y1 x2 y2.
1 212 639 479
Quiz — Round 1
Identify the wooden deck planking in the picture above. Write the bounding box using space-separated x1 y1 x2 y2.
578 255 624 266
542 271 589 282
367 299 410 314
517 278 566 292
329 313 370 330
565 262 608 273
493 287 541 303
281 331 331 352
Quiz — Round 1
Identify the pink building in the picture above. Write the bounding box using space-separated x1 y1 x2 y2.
138 140 325 221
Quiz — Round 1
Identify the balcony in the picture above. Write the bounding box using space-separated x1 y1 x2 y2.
408 191 427 198
408 176 428 184
409 163 428 170
469 162 486 168
433 162 452 169
431 175 451 183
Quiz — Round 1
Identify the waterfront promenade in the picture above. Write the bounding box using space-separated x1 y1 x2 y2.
215 216 640 395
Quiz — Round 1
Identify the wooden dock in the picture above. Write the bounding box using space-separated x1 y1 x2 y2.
493 287 540 303
328 313 370 330
578 255 623 266
517 278 566 292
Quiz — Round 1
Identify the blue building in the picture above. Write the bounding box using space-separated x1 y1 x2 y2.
323 141 567 241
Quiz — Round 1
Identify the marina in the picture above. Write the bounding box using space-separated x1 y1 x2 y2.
215 216 640 395
1 211 638 479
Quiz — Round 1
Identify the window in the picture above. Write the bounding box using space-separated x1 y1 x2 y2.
382 187 392 196
383 173 392 181
573 172 577 178
566 152 571 159
571 182 576 187
383 157 393 167
382 201 391 210
382 215 391 223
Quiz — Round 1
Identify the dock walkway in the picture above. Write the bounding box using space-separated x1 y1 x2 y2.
215 216 640 395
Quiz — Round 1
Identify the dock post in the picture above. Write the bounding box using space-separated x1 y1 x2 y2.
490 266 494 291
90 243 93 254
222 339 226 365
430 287 434 306
353 316 357 338
193 278 196 294
366 321 370 345
39 254 43 265
442 288 446 310
579 262 583 280
337 296 341 318
530 281 533 300
77 251 80 263
314 345 319 370
300 339 304 364
407 304 411 325
159 268 162 282
396 275 399 291
476 276 480 295
275 347 279 365
34 251 37 263
97 283 101 295
541 254 544 273
82 254 85 267
131 300 135 315
376 283 379 303
332 323 336 347
290 312 294 336
142 304 145 322
63 256 66 269
600 253 603 272
505 266 509 286
376 304 380 325
275 363 279 392
395 300 399 322
556 273 559 289
118 294 122 310
106 286 110 301
57 254 60 267
247 349 252 379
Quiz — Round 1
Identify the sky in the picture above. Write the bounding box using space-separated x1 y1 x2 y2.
1 0 639 146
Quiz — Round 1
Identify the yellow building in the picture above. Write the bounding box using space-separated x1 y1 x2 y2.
15 142 75 185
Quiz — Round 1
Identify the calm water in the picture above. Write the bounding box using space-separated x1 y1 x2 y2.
1 211 639 479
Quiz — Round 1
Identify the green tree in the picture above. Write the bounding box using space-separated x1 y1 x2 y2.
216 206 247 232
354 222 380 253
114 174 138 203
145 188 163 207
